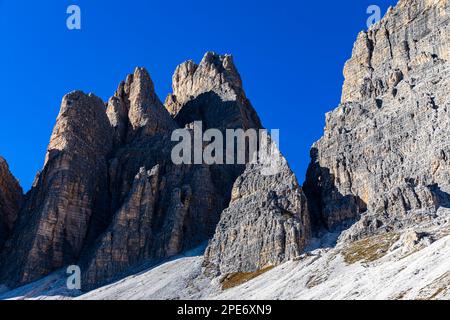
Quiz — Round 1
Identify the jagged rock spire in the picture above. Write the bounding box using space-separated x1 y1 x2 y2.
0 92 114 287
0 52 309 291
165 52 245 115
107 67 177 146
165 52 261 131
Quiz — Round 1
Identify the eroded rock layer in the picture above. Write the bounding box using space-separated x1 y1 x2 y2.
0 92 114 287
1 0 447 293
79 53 265 289
0 50 307 290
203 151 310 277
304 0 449 236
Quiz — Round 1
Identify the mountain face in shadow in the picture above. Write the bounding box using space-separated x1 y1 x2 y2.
0 52 309 291
0 0 448 296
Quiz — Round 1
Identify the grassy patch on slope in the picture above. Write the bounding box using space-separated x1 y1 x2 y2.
221 266 275 290
342 233 400 264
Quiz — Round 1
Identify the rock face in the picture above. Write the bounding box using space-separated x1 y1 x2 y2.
0 157 22 249
0 51 302 291
0 0 447 295
166 52 261 131
203 153 310 277
0 92 114 287
304 0 449 237
79 53 267 290
107 67 177 146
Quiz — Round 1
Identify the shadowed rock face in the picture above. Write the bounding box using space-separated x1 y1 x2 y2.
167 54 243 109
304 0 449 236
79 53 268 290
0 157 23 250
40 51 308 290
1 0 446 293
0 52 299 290
0 92 114 287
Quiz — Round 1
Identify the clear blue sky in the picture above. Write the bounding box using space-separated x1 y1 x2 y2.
0 0 397 191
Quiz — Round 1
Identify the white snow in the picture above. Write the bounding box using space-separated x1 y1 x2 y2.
78 246 211 300
212 234 450 300
1 224 449 300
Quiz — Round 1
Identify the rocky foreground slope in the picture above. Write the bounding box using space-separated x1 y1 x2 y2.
0 0 448 299
1 211 449 300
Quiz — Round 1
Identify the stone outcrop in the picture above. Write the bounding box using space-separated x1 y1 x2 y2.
64 52 295 290
304 0 449 236
165 52 261 131
0 157 22 249
165 52 245 114
0 52 280 290
79 54 265 289
0 92 114 287
107 67 177 146
203 149 310 277
0 0 447 294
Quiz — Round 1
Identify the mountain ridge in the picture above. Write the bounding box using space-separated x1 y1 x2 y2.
0 0 448 299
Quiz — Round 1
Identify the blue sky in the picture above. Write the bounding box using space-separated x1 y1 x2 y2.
0 0 397 191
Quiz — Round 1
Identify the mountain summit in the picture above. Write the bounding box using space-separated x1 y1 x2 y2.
0 0 448 300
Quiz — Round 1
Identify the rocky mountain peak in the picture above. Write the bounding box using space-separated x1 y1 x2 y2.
0 0 448 298
45 91 112 163
0 91 114 287
107 67 176 145
166 52 261 131
165 52 247 118
341 0 448 104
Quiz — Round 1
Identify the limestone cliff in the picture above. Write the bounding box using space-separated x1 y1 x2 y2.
0 92 114 287
0 0 447 295
0 50 309 290
304 0 449 238
203 153 310 277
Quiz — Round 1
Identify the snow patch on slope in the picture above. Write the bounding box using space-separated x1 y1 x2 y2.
213 234 450 300
1 224 449 300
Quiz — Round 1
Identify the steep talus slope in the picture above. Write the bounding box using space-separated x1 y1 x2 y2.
304 0 449 237
0 157 22 250
3 211 449 300
213 216 450 300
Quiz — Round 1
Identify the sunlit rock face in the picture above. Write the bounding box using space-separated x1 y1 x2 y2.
0 0 448 296
304 0 449 237
0 51 309 291
0 92 114 287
